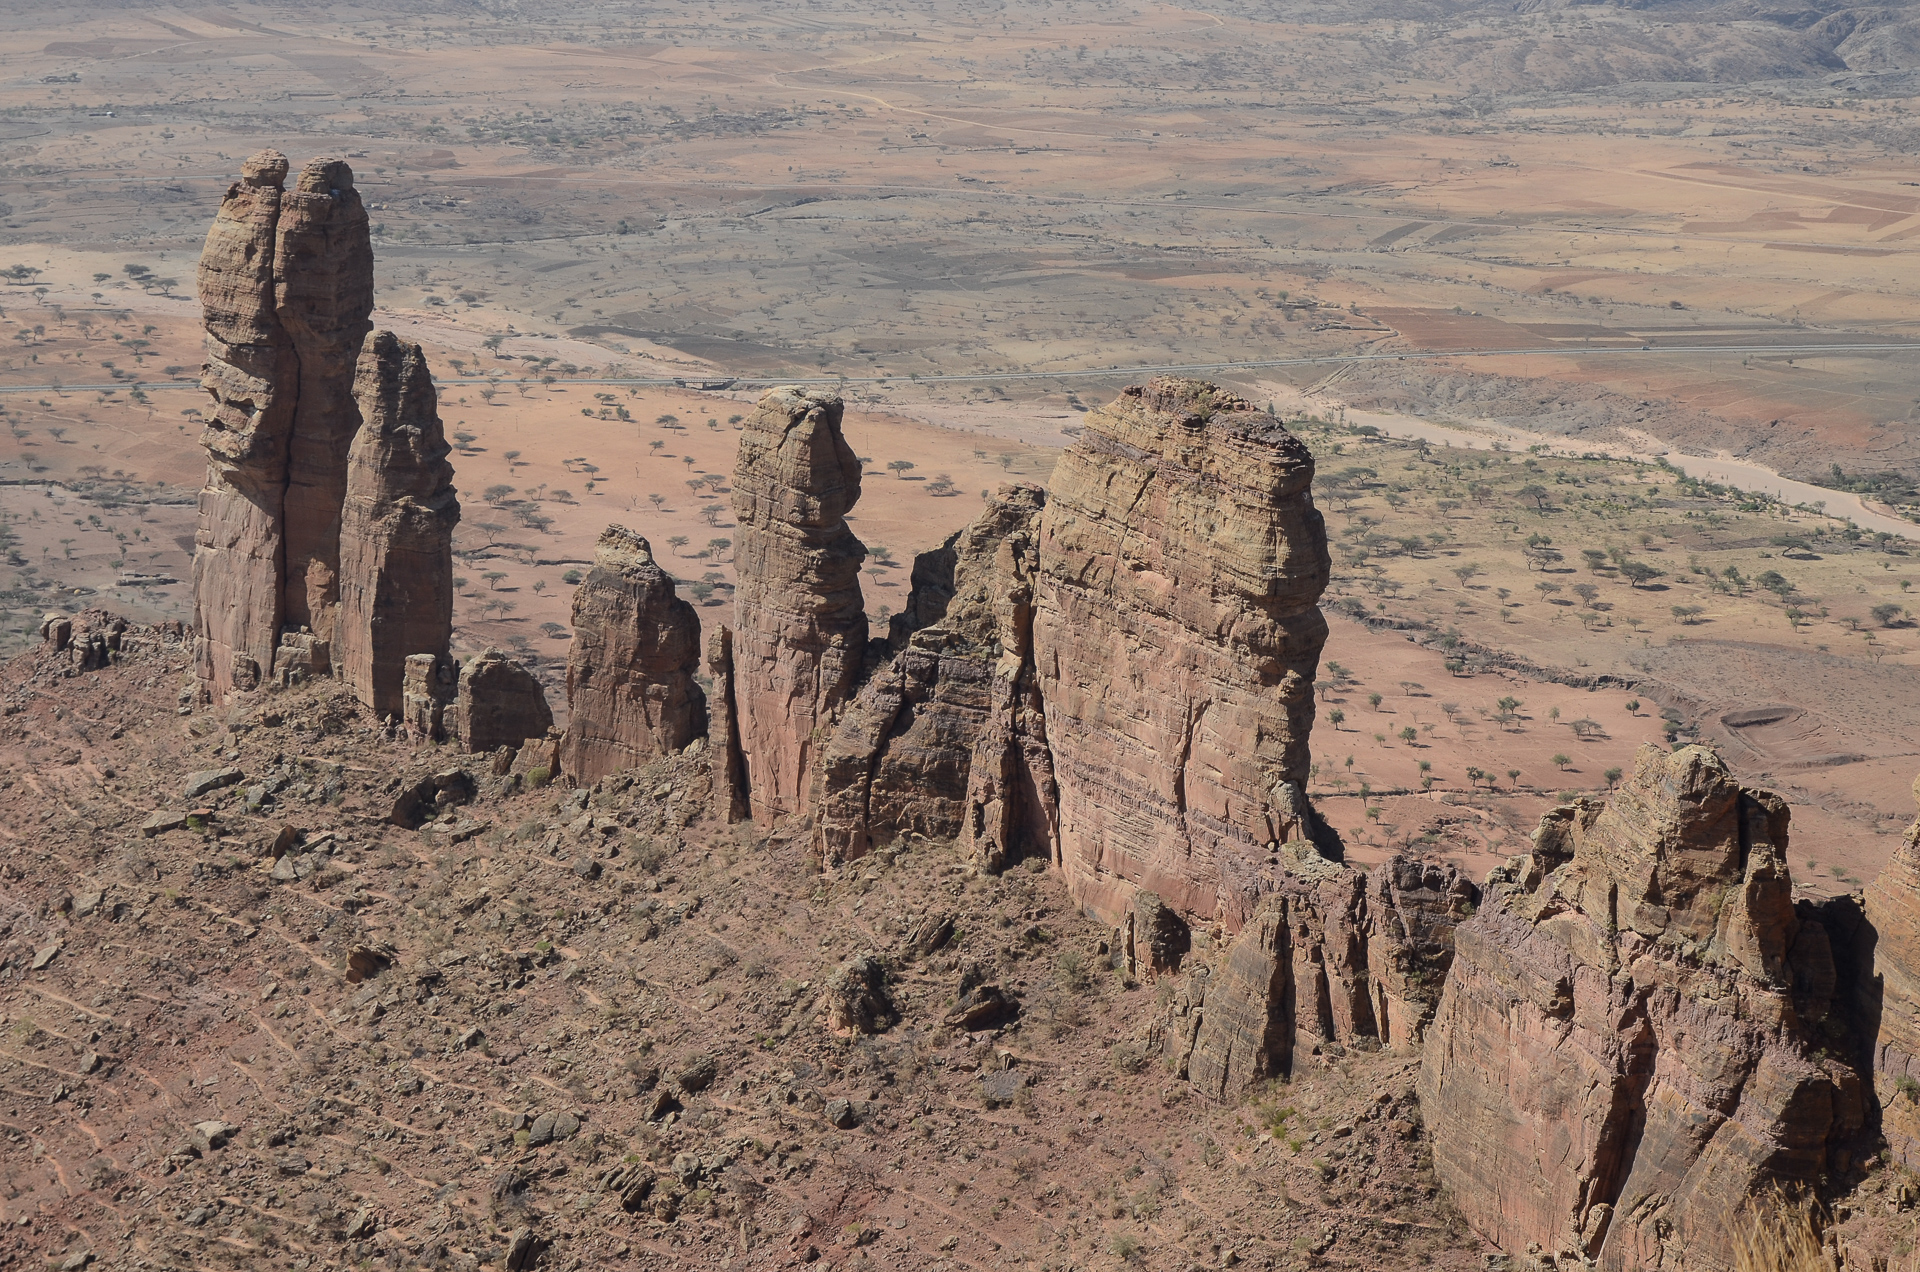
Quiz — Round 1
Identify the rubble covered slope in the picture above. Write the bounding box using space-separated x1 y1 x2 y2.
0 613 1486 1272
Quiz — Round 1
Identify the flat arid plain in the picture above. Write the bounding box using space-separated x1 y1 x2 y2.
6 2 1920 1270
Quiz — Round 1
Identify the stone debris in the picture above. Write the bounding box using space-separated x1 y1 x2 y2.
181 767 243 799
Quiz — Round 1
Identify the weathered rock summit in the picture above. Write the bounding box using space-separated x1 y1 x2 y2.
335 331 459 718
560 526 705 784
1035 379 1331 928
714 387 868 824
1420 745 1861 1271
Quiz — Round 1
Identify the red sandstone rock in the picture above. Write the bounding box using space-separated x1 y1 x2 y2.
335 331 459 718
276 158 374 645
811 484 1050 866
559 526 705 784
1155 847 1473 1103
1032 378 1330 928
403 653 457 742
192 151 374 703
1866 774 1920 1168
1419 745 1860 1271
726 388 867 824
454 649 554 754
193 149 297 700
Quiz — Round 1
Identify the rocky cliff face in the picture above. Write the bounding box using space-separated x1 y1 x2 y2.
724 387 868 824
192 150 376 701
811 484 1052 865
335 331 459 719
1033 379 1331 929
1866 775 1920 1169
560 526 705 784
1419 745 1862 1272
1154 848 1476 1102
276 158 374 645
193 149 298 698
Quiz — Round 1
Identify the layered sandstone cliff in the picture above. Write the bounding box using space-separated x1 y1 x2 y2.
1154 849 1476 1101
560 526 705 784
1033 379 1331 928
722 387 868 824
335 331 459 718
811 484 1053 865
1420 745 1862 1272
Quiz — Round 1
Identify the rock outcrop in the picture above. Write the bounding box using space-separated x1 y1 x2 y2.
454 648 555 755
560 526 705 784
336 331 459 718
1155 848 1475 1102
723 388 867 824
811 484 1052 866
1419 745 1863 1272
193 149 299 699
192 150 375 702
1866 774 1920 1169
276 158 374 645
1033 379 1330 928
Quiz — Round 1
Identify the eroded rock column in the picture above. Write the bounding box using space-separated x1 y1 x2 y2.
193 149 297 698
335 331 459 718
559 526 705 784
276 158 374 647
1033 378 1331 927
727 387 867 824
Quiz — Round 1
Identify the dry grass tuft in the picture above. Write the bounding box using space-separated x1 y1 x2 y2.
1730 1189 1829 1272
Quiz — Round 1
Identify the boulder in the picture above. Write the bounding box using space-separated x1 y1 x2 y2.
1419 745 1863 1272
823 954 896 1035
725 387 867 823
453 649 553 754
335 330 459 717
402 652 458 741
1032 379 1330 928
559 526 705 783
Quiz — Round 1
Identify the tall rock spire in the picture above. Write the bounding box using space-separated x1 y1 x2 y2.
192 148 298 697
276 158 374 646
723 387 868 824
1033 378 1331 927
559 526 705 783
335 331 460 718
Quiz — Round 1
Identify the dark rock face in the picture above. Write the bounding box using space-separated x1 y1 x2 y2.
454 649 554 754
725 387 867 824
336 331 458 718
192 150 375 703
1865 775 1920 1168
1419 745 1863 1272
811 484 1051 866
1032 378 1331 929
560 527 705 784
